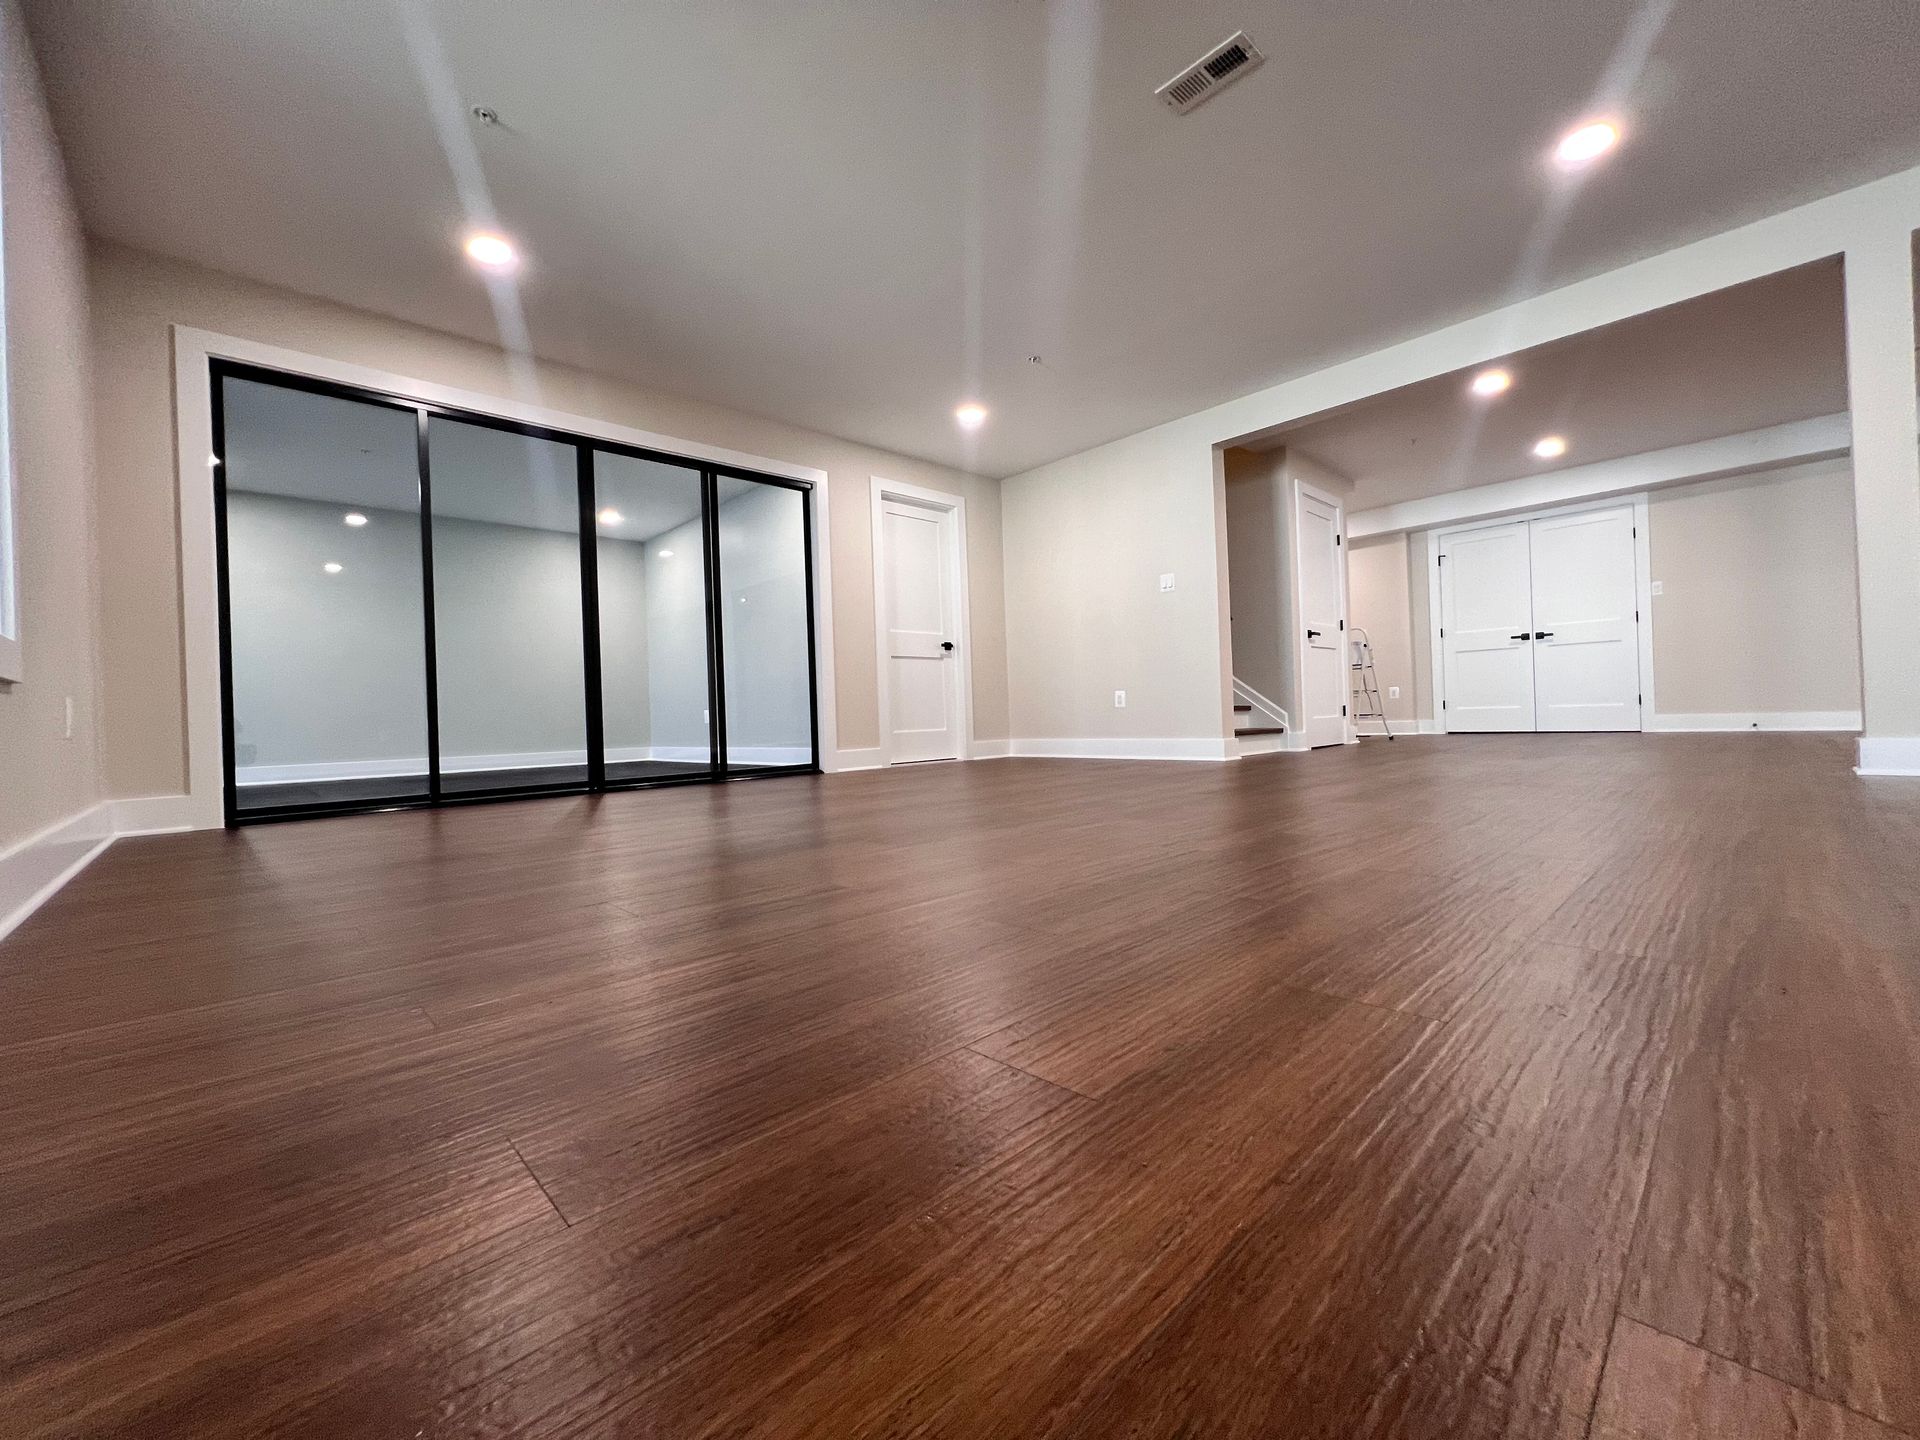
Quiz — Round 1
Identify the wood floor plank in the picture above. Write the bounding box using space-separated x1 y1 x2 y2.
1616 845 1920 1433
1590 1319 1913 1440
0 734 1909 1437
1052 940 1706 1440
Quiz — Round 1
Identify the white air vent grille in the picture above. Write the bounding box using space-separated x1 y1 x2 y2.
1156 32 1264 115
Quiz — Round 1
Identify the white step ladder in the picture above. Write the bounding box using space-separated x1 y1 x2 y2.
1349 627 1394 740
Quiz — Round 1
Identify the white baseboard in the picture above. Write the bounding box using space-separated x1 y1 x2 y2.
1007 737 1234 762
0 802 115 946
1648 711 1862 733
970 740 1011 760
1856 735 1920 776
110 794 201 835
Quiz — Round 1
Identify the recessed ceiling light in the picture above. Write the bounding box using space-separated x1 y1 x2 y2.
463 231 520 273
1532 435 1568 460
657 549 674 558
954 402 988 431
597 507 624 526
1554 120 1619 171
323 562 343 574
343 512 368 527
1469 368 1513 398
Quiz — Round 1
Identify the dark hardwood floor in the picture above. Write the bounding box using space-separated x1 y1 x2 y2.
2 735 1915 1438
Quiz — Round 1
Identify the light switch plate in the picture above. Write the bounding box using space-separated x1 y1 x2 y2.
1159 573 1175 592
1113 689 1127 708
1650 580 1664 596
1388 686 1400 699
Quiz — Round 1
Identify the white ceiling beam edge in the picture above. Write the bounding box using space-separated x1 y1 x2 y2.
1347 412 1851 539
1186 167 1920 458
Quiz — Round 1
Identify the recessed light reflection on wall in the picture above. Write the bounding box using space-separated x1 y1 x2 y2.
343 512 368 527
1470 368 1512 398
323 562 344 574
658 549 674 558
1532 435 1568 460
597 508 624 526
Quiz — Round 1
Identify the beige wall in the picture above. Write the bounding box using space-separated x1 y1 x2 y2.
1347 533 1417 723
1366 459 1863 726
1647 458 1861 715
0 0 103 850
88 242 1007 798
1002 420 1227 743
1223 447 1289 710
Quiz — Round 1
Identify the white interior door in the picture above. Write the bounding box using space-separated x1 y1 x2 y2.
1296 488 1347 748
881 498 961 763
1439 521 1536 732
1527 506 1642 731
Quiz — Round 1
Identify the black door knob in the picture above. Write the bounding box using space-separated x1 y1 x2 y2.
940 641 954 651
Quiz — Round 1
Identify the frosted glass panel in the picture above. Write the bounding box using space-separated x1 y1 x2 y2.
716 479 812 768
592 451 714 782
222 376 428 813
428 417 588 794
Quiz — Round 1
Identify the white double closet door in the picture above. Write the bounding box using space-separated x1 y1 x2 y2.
1439 504 1642 733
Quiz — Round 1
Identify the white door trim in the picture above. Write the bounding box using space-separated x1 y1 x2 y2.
870 475 974 765
1291 474 1352 748
1426 492 1654 733
172 324 840 830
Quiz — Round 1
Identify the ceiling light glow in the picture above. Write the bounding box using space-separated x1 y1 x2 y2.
1532 435 1568 460
463 231 521 273
954 402 988 431
1554 121 1619 171
658 549 674 558
597 508 624 526
1469 368 1512 398
343 512 368 527
323 562 344 574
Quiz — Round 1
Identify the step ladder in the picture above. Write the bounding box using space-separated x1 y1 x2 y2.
1349 626 1394 740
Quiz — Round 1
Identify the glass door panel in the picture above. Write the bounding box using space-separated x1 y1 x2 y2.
427 417 588 795
220 374 429 814
715 478 815 770
591 452 716 784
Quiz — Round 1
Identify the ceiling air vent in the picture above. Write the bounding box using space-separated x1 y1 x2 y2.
1155 32 1264 115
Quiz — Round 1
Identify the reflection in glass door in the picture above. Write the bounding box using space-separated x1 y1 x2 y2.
427 417 588 795
592 452 716 783
218 375 430 816
715 477 816 770
214 361 820 823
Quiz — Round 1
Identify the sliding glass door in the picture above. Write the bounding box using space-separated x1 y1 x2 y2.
213 362 818 823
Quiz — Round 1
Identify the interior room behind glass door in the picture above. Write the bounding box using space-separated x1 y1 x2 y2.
221 376 429 814
428 417 589 794
715 478 814 769
592 451 716 782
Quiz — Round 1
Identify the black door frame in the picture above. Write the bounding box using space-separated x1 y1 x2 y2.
211 358 822 826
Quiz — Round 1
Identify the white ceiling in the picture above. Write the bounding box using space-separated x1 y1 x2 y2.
223 375 737 540
29 0 1920 478
1273 258 1850 511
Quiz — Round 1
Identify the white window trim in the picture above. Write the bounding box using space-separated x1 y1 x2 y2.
869 475 975 765
1424 492 1655 733
171 324 840 830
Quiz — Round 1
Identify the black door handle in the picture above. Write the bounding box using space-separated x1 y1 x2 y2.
940 641 954 652
1306 629 1321 640
1510 632 1532 641
1534 631 1554 640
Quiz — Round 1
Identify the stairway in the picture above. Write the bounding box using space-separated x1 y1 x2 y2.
1233 687 1289 756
